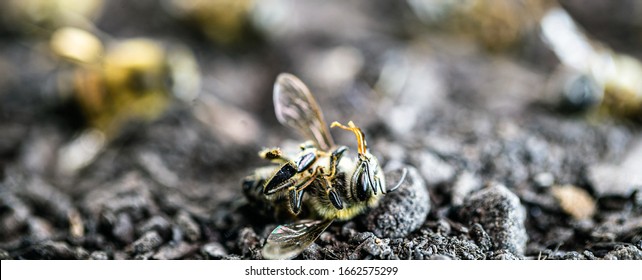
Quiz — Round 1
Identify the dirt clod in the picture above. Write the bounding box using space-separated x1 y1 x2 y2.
460 184 527 256
363 166 430 239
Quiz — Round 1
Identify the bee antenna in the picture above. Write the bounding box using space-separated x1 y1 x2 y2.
386 167 407 193
330 121 367 155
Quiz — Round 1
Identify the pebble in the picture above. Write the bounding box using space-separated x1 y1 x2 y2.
490 249 521 260
137 216 172 240
112 213 135 244
21 178 76 224
460 184 527 256
21 241 86 259
429 254 452 260
301 243 323 260
363 166 430 238
551 184 596 220
175 211 201 242
0 249 12 260
533 172 555 188
451 171 482 206
28 217 54 241
361 236 394 259
131 231 164 254
90 251 109 260
237 227 261 259
202 242 228 259
416 152 455 186
469 223 492 252
603 245 642 260
587 139 642 198
153 242 195 260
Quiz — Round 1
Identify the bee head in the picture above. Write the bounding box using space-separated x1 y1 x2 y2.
331 121 383 201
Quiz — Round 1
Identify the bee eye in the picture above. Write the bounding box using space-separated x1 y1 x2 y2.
355 163 371 201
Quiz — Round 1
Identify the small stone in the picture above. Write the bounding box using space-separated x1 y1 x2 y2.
202 242 227 259
131 231 164 254
588 139 642 197
74 247 90 260
452 171 482 206
416 152 455 186
112 213 135 244
460 184 527 256
363 166 430 238
137 151 179 187
551 184 596 220
134 251 155 260
583 250 597 260
603 245 642 260
301 243 323 260
21 178 76 225
237 227 261 259
28 217 54 241
490 249 521 260
137 216 172 240
429 254 452 260
533 172 555 188
175 211 201 242
349 232 375 244
153 242 195 260
90 251 109 260
0 249 12 260
21 241 78 259
469 223 492 252
361 237 393 259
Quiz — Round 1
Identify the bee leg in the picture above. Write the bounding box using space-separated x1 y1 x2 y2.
319 174 344 210
328 146 348 176
327 187 344 210
288 187 305 215
286 170 319 215
295 151 317 172
264 162 298 195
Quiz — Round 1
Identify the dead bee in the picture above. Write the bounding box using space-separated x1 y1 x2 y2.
50 27 201 137
541 8 642 122
242 73 406 259
49 27 200 175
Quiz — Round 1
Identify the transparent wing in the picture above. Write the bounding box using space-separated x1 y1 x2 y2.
273 73 335 151
261 219 333 260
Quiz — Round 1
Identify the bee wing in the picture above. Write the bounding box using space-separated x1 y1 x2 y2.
262 219 333 260
274 73 335 151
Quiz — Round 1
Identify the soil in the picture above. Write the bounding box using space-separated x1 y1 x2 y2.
1 0 641 260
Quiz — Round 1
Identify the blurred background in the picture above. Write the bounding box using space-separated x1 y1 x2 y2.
0 0 640 259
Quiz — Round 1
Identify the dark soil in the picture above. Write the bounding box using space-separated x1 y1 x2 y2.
1 0 641 260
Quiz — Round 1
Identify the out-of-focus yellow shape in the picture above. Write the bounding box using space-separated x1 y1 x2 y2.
409 0 555 51
50 29 201 137
541 8 642 122
2 0 104 33
50 27 103 64
165 0 255 45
